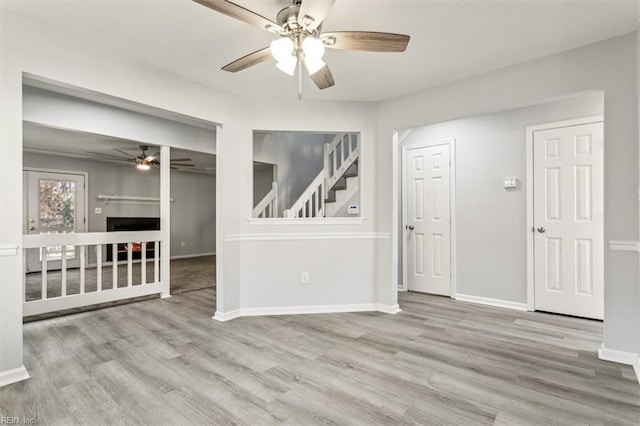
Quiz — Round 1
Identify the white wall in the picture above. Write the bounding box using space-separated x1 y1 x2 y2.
400 93 603 302
23 86 216 154
377 34 639 355
1 12 381 380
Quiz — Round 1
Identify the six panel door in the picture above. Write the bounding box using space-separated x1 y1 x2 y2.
533 122 604 319
405 143 451 296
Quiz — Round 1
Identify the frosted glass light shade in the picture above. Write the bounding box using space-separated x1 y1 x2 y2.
137 163 151 170
276 55 297 75
270 38 294 62
302 36 325 59
304 56 325 75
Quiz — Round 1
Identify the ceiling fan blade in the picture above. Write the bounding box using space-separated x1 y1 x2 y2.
170 158 192 162
171 164 195 167
113 148 134 158
222 47 272 73
85 151 131 160
192 0 283 34
298 0 336 31
309 64 335 90
321 31 410 52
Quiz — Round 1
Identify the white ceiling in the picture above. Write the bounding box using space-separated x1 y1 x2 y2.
3 0 640 102
23 122 217 173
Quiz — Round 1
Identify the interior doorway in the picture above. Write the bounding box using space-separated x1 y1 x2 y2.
527 116 604 320
23 169 87 273
402 139 455 296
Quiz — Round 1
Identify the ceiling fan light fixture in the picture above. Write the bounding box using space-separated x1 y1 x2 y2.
276 55 297 75
302 36 325 59
136 163 151 171
270 37 294 62
304 56 325 75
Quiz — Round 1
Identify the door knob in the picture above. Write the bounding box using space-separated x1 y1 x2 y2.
406 225 414 230
29 226 36 231
537 227 546 233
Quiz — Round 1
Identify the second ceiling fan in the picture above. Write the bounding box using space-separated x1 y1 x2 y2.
193 0 410 97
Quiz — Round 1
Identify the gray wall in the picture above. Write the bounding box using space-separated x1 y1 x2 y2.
400 92 603 303
23 152 215 261
253 162 275 206
378 34 639 354
253 132 333 217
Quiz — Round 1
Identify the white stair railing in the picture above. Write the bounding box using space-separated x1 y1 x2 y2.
253 182 278 218
284 133 359 218
325 133 360 198
22 230 163 316
284 171 327 218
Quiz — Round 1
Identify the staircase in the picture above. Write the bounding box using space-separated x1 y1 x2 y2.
284 133 360 218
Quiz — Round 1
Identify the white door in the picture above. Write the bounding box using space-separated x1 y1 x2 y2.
533 121 604 319
404 143 451 295
24 171 86 272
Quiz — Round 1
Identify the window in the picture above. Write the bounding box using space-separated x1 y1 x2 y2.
252 131 361 219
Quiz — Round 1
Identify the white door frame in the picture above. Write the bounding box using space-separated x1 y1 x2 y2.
23 167 89 235
400 138 457 296
23 167 89 273
525 115 604 311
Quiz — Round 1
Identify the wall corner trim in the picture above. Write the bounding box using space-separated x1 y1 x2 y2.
0 244 19 257
213 310 241 322
454 293 529 311
0 366 31 387
608 240 640 252
213 303 399 320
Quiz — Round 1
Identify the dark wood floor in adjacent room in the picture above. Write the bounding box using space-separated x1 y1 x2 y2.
1 289 639 425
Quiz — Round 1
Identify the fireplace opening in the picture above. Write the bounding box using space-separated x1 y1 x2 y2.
106 217 160 262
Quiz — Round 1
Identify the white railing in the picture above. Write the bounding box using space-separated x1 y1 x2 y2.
285 133 359 218
325 133 360 197
253 182 278 218
22 230 163 316
284 171 327 218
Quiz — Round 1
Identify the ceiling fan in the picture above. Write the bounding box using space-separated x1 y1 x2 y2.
193 0 410 98
86 146 194 171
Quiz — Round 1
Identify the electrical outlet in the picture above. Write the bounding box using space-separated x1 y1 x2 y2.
94 207 102 214
180 241 186 247
301 272 309 284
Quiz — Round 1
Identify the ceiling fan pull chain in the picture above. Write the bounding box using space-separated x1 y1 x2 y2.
297 52 303 100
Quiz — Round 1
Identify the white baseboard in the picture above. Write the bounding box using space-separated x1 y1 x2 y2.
454 293 529 311
598 343 639 365
598 344 640 385
0 365 30 387
170 252 215 260
212 303 400 321
378 304 401 314
213 309 241 322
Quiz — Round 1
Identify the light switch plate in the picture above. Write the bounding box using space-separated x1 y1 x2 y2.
94 207 103 214
503 177 518 189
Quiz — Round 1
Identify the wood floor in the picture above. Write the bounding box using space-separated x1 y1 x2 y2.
1 289 639 425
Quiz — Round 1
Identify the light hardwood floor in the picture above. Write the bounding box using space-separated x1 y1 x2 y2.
1 289 639 425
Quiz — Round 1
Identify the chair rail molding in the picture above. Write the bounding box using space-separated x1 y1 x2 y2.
0 244 19 257
225 232 389 242
608 240 640 252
